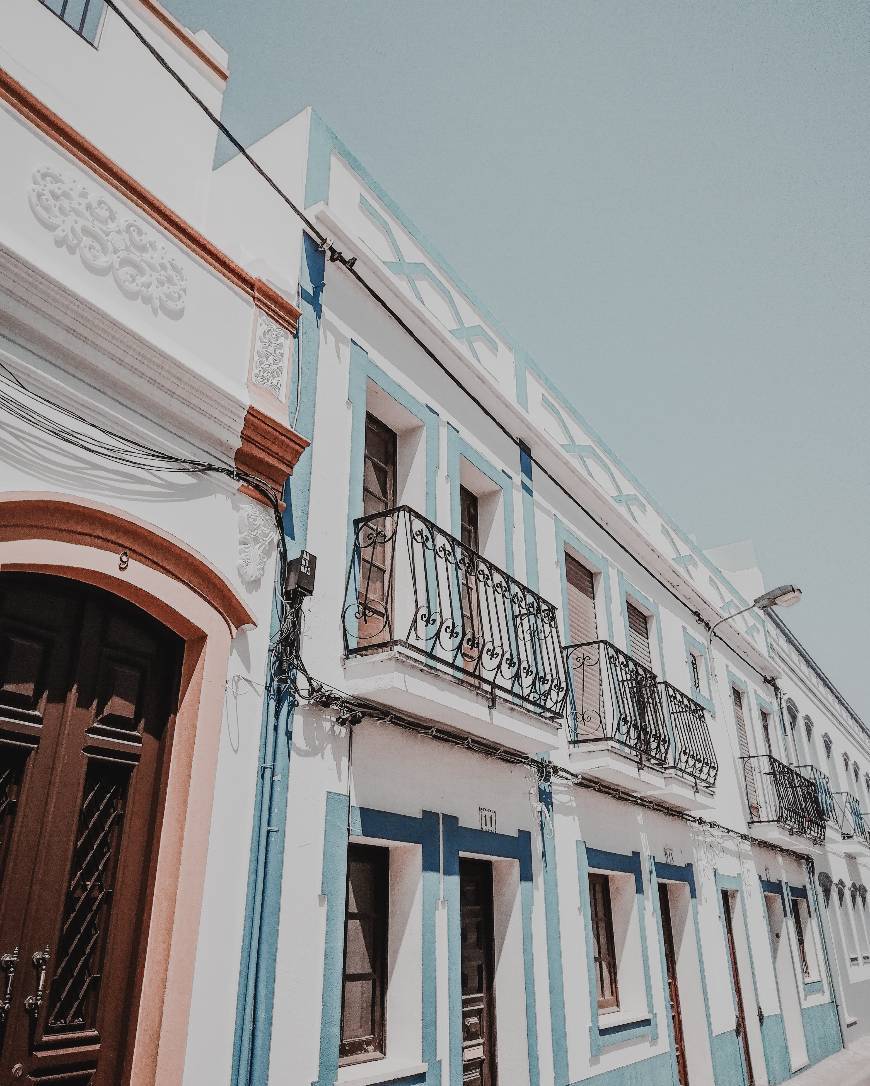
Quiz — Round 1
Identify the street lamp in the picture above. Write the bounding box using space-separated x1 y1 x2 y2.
708 584 802 645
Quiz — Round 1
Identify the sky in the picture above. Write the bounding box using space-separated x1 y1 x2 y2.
165 0 869 719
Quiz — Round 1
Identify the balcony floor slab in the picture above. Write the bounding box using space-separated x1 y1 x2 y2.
568 740 669 794
342 647 563 755
748 821 826 854
646 771 717 811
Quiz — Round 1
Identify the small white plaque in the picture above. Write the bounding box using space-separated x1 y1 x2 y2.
479 807 496 833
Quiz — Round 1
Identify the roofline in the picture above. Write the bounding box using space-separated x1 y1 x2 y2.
766 610 867 737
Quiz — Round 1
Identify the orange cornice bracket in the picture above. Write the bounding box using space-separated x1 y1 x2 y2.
134 0 229 83
0 67 300 334
234 405 310 507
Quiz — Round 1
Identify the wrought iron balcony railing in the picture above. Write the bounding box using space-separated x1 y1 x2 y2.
565 640 670 767
796 765 836 821
832 791 870 847
343 506 568 718
742 755 826 843
658 681 718 788
38 0 103 43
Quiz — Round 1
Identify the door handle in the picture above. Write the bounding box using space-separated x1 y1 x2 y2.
23 947 50 1017
0 948 18 1024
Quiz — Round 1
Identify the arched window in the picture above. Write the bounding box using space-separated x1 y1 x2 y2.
854 763 860 785
843 752 851 774
786 701 799 731
803 716 814 744
823 733 833 757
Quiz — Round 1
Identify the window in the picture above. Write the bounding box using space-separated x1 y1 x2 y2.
340 845 389 1064
358 415 398 641
760 709 774 759
589 873 619 1010
732 686 759 816
792 899 810 978
689 652 701 693
566 555 600 735
626 601 652 671
843 753 851 774
791 894 821 982
822 733 833 758
459 485 480 553
804 716 814 745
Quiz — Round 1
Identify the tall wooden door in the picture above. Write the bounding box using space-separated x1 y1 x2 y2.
659 883 689 1086
459 859 497 1086
722 889 754 1086
0 573 181 1085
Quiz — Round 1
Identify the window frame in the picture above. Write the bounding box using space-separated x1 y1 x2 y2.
589 871 620 1011
339 843 390 1065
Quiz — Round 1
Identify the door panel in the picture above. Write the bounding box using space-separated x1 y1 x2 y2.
460 859 496 1086
659 884 689 1086
0 574 180 1085
722 889 754 1086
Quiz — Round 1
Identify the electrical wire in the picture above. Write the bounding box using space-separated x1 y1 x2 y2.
4 7 820 869
96 0 775 690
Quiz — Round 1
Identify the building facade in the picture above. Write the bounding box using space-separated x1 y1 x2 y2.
2 4 869 1086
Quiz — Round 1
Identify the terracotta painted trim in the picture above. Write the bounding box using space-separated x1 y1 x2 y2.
235 404 310 503
0 498 244 1086
133 0 229 82
0 493 253 632
0 68 300 334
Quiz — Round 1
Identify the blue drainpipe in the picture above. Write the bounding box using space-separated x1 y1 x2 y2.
232 235 325 1086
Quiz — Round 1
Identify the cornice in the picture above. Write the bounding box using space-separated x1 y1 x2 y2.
317 206 777 683
0 67 300 334
133 0 229 83
0 243 246 463
234 405 309 505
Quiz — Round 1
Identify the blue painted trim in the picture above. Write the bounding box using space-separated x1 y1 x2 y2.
296 108 766 630
232 235 324 1086
576 843 657 1056
800 1001 841 1066
715 871 771 1086
650 858 716 1086
538 775 568 1086
617 572 666 681
803 980 823 996
760 878 786 902
519 442 539 592
567 1051 674 1086
442 816 539 1086
313 796 441 1086
446 425 515 576
554 519 615 644
344 342 441 650
682 628 715 716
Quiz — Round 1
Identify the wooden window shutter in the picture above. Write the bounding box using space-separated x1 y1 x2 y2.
565 555 597 645
733 686 760 816
626 601 652 670
565 555 601 739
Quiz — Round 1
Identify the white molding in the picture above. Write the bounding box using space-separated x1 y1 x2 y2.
0 242 247 463
315 206 775 681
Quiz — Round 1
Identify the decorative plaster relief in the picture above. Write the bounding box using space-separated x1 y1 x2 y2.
251 312 290 399
28 165 187 317
237 502 277 586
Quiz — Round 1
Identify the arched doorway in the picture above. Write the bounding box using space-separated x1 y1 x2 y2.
0 572 182 1084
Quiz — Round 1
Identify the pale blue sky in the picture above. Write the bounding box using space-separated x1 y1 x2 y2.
166 0 869 719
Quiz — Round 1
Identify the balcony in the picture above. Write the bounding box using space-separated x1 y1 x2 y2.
831 791 870 855
564 641 717 807
743 755 826 846
341 506 567 753
38 0 103 44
